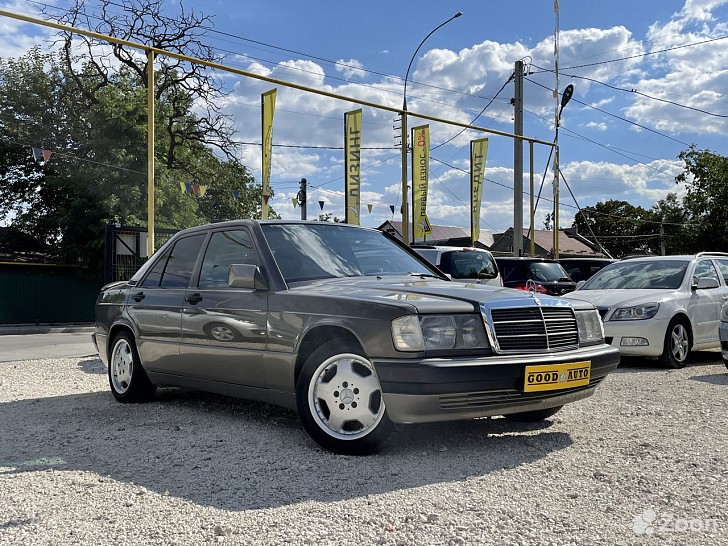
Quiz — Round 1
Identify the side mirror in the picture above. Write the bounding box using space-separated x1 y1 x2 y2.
693 277 720 290
228 264 268 290
575 280 586 290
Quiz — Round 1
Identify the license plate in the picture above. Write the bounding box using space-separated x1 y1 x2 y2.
523 361 591 392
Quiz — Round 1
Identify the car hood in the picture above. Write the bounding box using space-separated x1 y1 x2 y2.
563 288 677 309
289 276 591 314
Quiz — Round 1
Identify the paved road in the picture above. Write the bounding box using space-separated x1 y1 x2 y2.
0 328 97 362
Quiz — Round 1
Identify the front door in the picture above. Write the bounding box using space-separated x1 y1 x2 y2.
179 228 268 387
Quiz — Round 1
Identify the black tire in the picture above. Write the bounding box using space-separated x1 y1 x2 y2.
724 358 728 371
659 317 691 369
504 405 563 422
108 331 156 403
296 338 393 455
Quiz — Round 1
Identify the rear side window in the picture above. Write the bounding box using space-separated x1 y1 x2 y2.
198 229 258 289
715 259 728 283
140 234 205 288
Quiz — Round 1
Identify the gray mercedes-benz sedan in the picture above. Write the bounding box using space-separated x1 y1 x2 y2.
93 220 619 454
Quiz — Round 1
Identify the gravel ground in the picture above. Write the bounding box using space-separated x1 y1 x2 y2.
1 352 726 546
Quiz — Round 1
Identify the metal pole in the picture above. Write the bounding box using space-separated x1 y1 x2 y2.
513 60 524 257
529 141 535 257
147 49 155 257
552 2 560 259
402 12 462 245
401 111 409 244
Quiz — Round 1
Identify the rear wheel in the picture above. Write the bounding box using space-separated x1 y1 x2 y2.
296 339 393 454
108 331 156 402
659 317 691 369
504 405 563 422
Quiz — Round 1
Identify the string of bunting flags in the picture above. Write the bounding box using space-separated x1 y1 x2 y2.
31 147 53 162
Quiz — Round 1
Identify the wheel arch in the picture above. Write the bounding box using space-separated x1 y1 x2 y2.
107 323 136 360
294 326 364 388
670 312 694 347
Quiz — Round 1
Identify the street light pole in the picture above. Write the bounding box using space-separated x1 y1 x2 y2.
401 11 462 244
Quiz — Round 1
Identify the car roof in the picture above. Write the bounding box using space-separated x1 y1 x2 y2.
494 256 559 262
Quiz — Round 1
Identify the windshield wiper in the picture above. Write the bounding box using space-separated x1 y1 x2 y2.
408 272 441 279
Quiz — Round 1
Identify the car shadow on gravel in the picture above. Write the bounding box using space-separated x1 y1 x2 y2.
616 350 722 372
77 358 106 375
0 388 572 511
689 372 728 385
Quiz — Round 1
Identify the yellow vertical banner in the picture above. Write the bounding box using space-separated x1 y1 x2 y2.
344 109 362 225
411 125 431 241
261 89 276 220
470 138 489 245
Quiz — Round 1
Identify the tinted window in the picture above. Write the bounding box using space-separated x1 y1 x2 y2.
442 251 498 279
526 262 570 282
159 234 206 288
582 260 688 290
140 245 173 287
198 230 257 289
262 224 433 282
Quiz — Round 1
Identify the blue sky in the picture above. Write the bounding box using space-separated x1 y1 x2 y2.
2 0 728 237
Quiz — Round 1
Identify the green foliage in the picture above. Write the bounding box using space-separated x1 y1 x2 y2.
676 146 728 253
0 48 265 276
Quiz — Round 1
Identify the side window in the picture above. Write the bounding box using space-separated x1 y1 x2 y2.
438 252 453 275
140 246 173 288
199 229 258 289
715 259 728 284
693 260 719 284
159 234 206 288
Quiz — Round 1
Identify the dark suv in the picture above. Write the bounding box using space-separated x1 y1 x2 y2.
495 257 576 295
558 258 615 283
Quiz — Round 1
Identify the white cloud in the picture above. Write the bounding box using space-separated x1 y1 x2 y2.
335 58 366 80
585 121 608 131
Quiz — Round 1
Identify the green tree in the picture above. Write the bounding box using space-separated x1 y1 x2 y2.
0 5 269 275
676 146 728 252
572 200 658 258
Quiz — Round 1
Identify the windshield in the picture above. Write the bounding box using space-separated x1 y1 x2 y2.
580 260 689 290
443 250 498 279
527 262 571 282
261 224 436 282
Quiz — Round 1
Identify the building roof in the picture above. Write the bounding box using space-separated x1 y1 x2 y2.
491 227 603 257
378 221 494 247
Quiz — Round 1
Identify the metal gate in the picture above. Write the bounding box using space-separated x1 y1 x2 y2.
103 224 178 284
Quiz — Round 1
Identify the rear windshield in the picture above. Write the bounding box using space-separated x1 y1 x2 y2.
526 262 571 283
441 250 498 280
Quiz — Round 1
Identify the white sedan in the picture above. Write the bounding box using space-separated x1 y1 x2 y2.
563 253 728 368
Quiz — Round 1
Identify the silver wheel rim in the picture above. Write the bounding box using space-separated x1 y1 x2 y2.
308 353 385 440
210 325 235 341
110 338 134 394
670 323 689 362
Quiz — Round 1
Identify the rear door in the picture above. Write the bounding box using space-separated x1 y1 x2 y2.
127 233 206 372
178 228 268 387
689 259 727 344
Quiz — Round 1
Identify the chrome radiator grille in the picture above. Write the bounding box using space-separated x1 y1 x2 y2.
487 305 579 353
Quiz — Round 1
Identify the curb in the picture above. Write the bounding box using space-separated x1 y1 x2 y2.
0 323 95 336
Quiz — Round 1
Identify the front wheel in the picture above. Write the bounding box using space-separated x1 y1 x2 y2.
296 339 393 454
108 331 156 403
659 317 691 369
504 405 563 422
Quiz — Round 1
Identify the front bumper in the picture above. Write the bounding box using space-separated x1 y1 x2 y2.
602 317 670 358
373 344 619 424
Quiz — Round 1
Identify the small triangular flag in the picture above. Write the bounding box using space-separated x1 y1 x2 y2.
42 150 53 162
233 191 240 201
185 182 193 194
367 203 373 214
390 205 395 214
179 182 186 194
292 197 298 209
263 194 270 205
319 200 325 211
199 185 207 197
192 184 200 196
32 148 43 161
